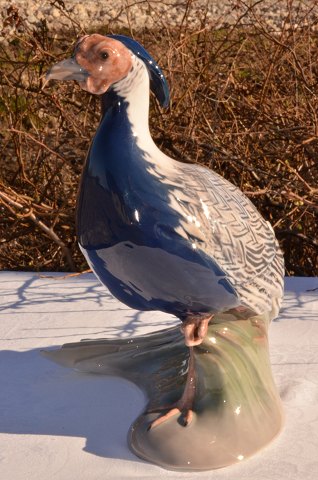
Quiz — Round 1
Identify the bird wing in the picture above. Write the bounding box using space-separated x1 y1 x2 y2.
155 161 284 317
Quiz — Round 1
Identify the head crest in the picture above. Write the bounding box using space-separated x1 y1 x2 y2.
107 34 170 108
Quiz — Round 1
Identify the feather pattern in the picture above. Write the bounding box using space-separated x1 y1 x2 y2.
148 160 284 317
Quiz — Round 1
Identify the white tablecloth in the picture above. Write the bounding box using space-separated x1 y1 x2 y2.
0 272 317 479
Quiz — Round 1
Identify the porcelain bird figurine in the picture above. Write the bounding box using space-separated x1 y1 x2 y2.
46 34 284 446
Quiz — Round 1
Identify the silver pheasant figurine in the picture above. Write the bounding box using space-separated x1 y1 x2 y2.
44 34 285 470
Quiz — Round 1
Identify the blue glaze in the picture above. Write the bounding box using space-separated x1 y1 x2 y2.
107 35 170 108
76 87 240 318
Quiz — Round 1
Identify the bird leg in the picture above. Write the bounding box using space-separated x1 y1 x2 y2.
148 314 213 430
181 314 212 347
148 346 196 429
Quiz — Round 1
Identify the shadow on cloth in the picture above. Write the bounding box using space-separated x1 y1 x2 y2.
0 347 147 463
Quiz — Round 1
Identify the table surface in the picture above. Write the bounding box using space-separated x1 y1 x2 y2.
0 272 317 480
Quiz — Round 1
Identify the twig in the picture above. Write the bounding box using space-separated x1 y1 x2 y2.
39 269 92 279
277 228 318 248
0 190 75 270
7 128 67 163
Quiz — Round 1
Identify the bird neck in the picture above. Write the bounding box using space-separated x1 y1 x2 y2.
100 56 153 146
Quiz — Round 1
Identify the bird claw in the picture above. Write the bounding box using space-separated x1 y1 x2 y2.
147 406 193 430
147 345 196 430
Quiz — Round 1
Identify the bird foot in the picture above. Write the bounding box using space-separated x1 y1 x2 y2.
181 314 212 347
148 345 197 430
147 403 193 430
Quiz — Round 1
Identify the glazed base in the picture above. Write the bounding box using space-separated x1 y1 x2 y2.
42 310 284 471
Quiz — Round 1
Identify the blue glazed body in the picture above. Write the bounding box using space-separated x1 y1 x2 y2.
76 91 239 318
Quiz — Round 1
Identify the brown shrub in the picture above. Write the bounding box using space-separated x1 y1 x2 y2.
0 1 317 275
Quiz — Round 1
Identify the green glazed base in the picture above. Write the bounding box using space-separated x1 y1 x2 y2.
42 310 284 471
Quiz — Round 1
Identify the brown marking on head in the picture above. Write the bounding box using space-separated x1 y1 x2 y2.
74 34 133 94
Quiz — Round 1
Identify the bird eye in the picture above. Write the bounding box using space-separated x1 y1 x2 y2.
100 51 109 60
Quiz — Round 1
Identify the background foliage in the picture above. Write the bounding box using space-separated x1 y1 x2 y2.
0 1 317 275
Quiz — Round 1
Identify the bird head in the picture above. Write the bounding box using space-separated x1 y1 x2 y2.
46 34 170 107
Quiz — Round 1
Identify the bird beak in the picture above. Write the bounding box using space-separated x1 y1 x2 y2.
46 58 89 83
